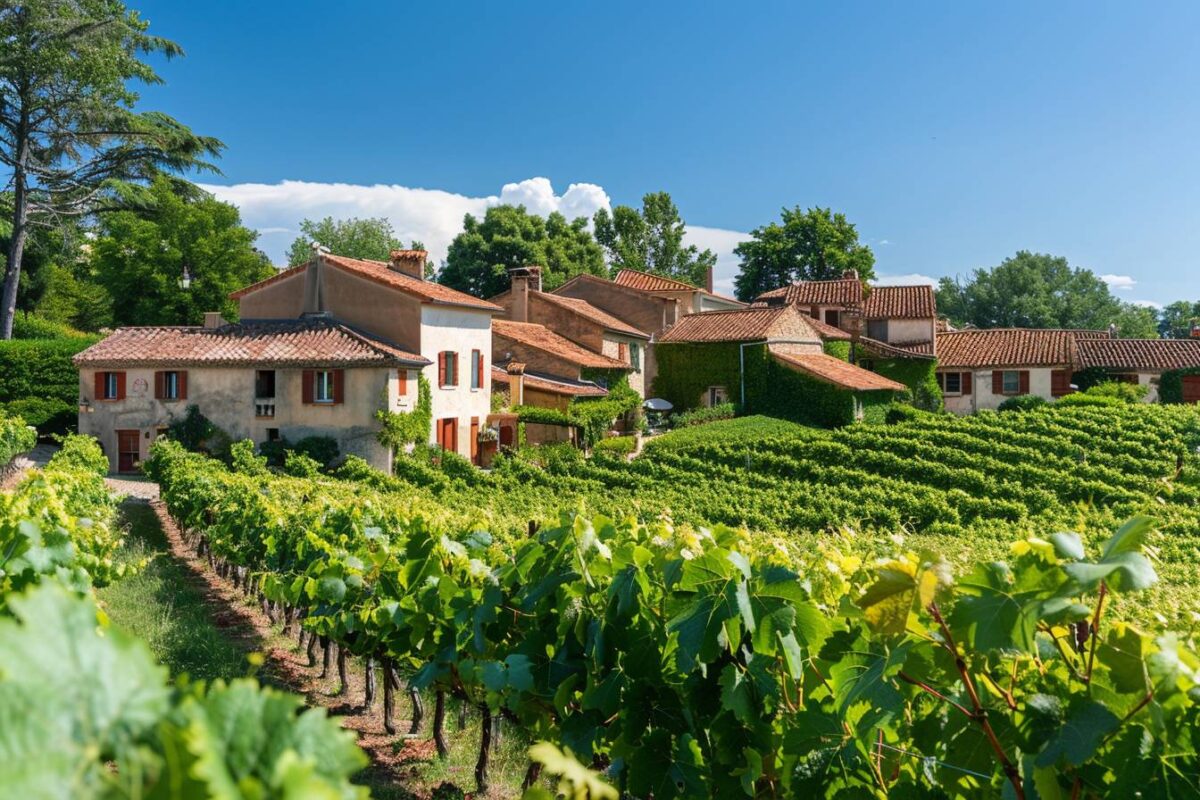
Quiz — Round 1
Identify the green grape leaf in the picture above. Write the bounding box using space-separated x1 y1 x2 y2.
1035 700 1120 768
952 562 1040 653
856 560 933 635
1098 624 1151 694
1049 531 1085 561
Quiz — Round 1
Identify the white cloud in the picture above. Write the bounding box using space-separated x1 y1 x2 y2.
878 239 891 246
201 177 613 267
1131 299 1163 310
1100 273 1136 292
874 272 939 287
684 225 749 290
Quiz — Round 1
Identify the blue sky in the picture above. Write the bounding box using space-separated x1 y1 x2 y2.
137 1 1200 305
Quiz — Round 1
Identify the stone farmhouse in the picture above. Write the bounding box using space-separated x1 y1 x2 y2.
75 248 498 473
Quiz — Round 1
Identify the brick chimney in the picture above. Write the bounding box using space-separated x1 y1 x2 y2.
705 265 714 294
508 265 542 323
389 249 427 281
506 361 526 406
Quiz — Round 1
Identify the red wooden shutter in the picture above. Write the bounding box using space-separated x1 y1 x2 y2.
332 369 345 404
178 371 188 400
452 353 459 386
477 351 484 388
961 372 972 395
94 372 105 400
437 353 446 386
397 369 408 395
115 371 126 400
992 371 1004 395
302 370 314 404
154 372 165 400
1019 371 1030 394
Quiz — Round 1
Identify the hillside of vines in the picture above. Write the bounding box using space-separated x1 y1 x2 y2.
145 399 1200 798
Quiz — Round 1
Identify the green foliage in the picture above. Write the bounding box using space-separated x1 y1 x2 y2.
1159 367 1200 404
286 216 407 267
733 207 875 301
441 205 607 298
644 416 817 454
671 402 737 428
149 436 1200 798
1082 381 1149 403
592 191 716 286
167 405 227 458
853 345 942 410
9 313 91 340
593 435 637 455
0 397 76 437
936 250 1159 336
1071 365 1113 392
377 373 432 448
0 338 96 410
90 176 274 326
0 413 36 465
230 439 269 476
1159 300 1200 338
515 405 573 427
0 0 223 338
32 263 115 332
999 394 1049 412
284 450 322 478
49 433 111 478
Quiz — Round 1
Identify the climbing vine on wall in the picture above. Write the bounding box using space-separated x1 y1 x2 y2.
1159 367 1200 404
376 373 432 448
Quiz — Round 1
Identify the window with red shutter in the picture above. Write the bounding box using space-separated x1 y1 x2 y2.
992 371 1004 395
94 372 106 400
154 372 165 400
115 372 126 400
470 349 482 389
1018 371 1030 394
961 371 972 395
302 370 315 404
397 369 408 396
437 353 446 386
332 369 344 404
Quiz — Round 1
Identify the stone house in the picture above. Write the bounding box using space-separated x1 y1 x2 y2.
75 248 499 471
1074 338 1200 402
491 267 651 396
492 319 629 396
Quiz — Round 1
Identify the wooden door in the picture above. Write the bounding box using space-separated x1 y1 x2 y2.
1182 375 1200 404
470 417 480 464
116 429 140 473
499 422 514 447
439 418 458 454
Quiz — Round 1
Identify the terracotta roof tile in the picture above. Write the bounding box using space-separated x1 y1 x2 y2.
534 292 650 338
492 320 628 369
613 268 697 292
770 349 906 392
863 285 936 319
491 365 609 397
73 318 430 368
657 306 847 343
936 329 1108 369
804 315 853 341
754 278 863 307
228 263 307 299
860 337 936 360
1077 338 1200 371
231 255 501 312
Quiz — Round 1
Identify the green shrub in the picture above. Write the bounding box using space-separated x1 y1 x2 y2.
1082 381 1149 404
998 394 1048 412
292 436 340 467
230 439 269 476
0 338 94 406
10 314 92 341
1054 392 1120 408
283 451 322 478
47 433 109 477
166 405 233 461
884 402 922 425
593 435 637 456
0 397 76 437
0 413 37 465
671 402 736 428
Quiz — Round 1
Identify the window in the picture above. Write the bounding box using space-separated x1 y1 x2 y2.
397 369 408 396
938 371 973 396
266 428 281 441
95 371 125 401
470 349 483 389
438 351 459 387
155 370 186 401
1002 370 1021 395
707 386 728 407
867 319 889 341
314 370 335 403
255 370 276 398
630 342 641 371
944 372 962 395
824 309 841 328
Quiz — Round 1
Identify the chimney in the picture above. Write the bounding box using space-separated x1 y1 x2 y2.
389 249 427 281
202 312 227 329
842 269 859 281
508 265 542 323
1109 323 1119 339
705 264 713 294
302 242 328 314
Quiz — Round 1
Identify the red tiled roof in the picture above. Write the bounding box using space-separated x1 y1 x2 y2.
863 285 936 319
490 365 609 397
231 255 501 312
935 329 1108 369
534 292 650 338
228 263 307 299
770 349 906 392
73 318 430 368
1077 338 1200 371
860 337 936 360
492 320 628 369
613 268 697 292
657 306 847 343
804 315 853 341
754 278 863 307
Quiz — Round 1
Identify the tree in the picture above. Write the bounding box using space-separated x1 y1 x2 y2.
936 251 1160 337
592 191 717 286
732 207 875 301
90 176 273 326
285 216 404 266
1159 300 1200 338
0 0 222 338
440 205 606 298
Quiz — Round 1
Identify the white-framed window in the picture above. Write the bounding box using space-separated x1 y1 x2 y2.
314 370 335 403
707 385 728 407
1002 370 1021 395
163 371 180 400
104 372 119 399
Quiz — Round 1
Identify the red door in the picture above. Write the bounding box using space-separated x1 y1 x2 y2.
116 429 140 474
1182 376 1200 404
470 417 480 464
438 418 458 454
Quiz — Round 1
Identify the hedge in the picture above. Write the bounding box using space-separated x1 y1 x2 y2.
0 338 94 406
1159 367 1200 404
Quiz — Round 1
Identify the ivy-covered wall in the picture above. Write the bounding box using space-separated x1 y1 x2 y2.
852 344 942 411
1159 367 1200 404
652 341 894 428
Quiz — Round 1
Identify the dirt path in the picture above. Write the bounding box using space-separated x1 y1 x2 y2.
147 500 474 797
